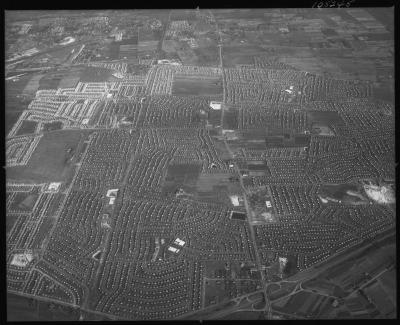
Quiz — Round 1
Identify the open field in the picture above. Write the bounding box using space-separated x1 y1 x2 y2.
15 120 38 136
6 76 32 133
6 130 86 183
42 121 63 132
79 66 114 82
222 45 266 67
7 293 80 321
9 191 39 212
172 75 222 97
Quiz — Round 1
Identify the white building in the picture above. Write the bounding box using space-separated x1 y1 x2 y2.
47 182 61 192
106 189 119 197
174 238 185 247
11 253 33 267
279 257 288 273
229 195 240 206
209 101 222 110
168 246 180 253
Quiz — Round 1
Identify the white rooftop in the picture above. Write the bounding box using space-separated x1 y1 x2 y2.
174 238 185 246
230 195 240 207
168 246 180 253
11 253 33 267
48 182 61 192
210 102 222 110
106 189 119 197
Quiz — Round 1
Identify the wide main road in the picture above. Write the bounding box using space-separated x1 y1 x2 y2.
219 93 271 318
222 138 272 319
208 10 223 69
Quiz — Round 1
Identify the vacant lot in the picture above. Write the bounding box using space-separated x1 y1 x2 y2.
38 72 63 90
165 163 202 184
31 217 56 249
9 191 39 212
196 173 231 191
193 46 219 66
307 110 344 125
42 121 63 132
7 293 80 321
79 67 113 82
58 71 81 89
162 162 202 197
222 45 266 67
172 75 223 97
6 76 32 134
15 120 37 136
223 110 238 129
107 42 120 60
319 183 365 204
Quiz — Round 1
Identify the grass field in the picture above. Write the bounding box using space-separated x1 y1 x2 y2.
15 120 37 136
139 28 162 42
222 45 266 67
6 130 86 183
6 215 23 236
319 183 365 204
162 163 202 197
58 72 81 89
7 293 80 321
79 67 114 83
6 112 24 135
44 193 65 217
7 293 38 321
193 46 219 66
22 74 43 96
165 163 202 184
196 173 231 191
9 191 39 212
38 73 63 90
6 76 32 134
42 121 63 132
222 111 238 129
31 217 56 249
107 42 120 60
172 75 223 96
307 111 344 125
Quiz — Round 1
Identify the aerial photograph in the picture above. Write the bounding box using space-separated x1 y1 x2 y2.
5 7 395 321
